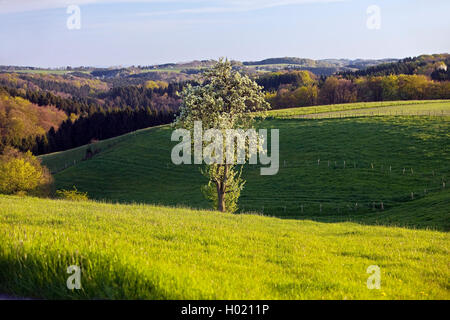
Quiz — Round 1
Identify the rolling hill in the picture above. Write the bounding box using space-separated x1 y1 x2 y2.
0 195 448 299
40 100 450 231
1 100 448 300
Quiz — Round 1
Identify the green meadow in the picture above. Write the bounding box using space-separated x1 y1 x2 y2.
266 100 450 118
41 101 450 230
0 195 448 299
0 100 448 299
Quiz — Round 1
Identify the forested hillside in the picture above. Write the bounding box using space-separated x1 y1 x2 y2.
339 54 450 80
0 75 181 154
0 88 67 152
264 72 450 109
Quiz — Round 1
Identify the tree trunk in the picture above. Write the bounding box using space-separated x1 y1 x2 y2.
217 188 226 212
215 164 228 212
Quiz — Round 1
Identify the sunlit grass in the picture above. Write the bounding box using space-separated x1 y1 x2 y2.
3 100 449 300
266 100 450 118
0 195 448 300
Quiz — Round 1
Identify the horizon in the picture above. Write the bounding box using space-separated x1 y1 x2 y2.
1 0 449 68
1 54 437 69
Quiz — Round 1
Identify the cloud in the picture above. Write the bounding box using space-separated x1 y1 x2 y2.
0 0 345 14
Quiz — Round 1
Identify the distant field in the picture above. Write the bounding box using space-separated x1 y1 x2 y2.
40 101 450 230
267 100 450 118
0 195 448 299
139 68 182 74
290 102 450 119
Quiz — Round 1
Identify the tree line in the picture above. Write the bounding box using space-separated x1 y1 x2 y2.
266 74 450 109
26 107 174 155
1 85 99 115
0 83 180 155
256 70 315 91
338 54 450 81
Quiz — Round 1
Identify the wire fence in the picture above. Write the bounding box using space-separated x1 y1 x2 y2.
291 110 450 120
239 158 448 216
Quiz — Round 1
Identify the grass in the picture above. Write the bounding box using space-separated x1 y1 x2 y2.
290 102 450 119
292 188 450 231
41 104 450 230
267 100 450 118
39 125 167 174
0 195 448 300
2 100 447 300
241 116 449 225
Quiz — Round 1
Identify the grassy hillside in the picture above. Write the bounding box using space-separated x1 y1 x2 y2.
2 100 449 300
0 195 448 300
304 188 449 231
267 100 450 118
40 101 450 230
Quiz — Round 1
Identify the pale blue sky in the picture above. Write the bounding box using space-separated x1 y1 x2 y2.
0 0 449 67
